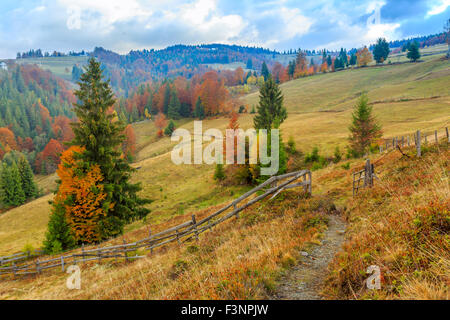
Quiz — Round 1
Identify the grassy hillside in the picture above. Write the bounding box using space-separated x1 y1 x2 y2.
1 136 447 299
0 55 448 259
323 142 449 300
15 56 88 82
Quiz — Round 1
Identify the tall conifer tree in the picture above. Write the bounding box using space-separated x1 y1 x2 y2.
70 58 150 238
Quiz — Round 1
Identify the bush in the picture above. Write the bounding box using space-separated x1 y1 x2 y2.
333 146 342 163
287 136 296 154
164 120 176 136
213 163 225 181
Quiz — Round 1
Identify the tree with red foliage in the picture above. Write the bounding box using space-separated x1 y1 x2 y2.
122 124 136 161
36 139 64 174
0 127 18 155
154 113 167 137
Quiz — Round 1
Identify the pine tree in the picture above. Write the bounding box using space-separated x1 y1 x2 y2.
407 42 421 62
43 202 76 254
17 156 38 200
168 89 181 119
194 97 205 120
253 77 287 131
348 94 382 156
373 38 390 63
69 58 150 239
261 62 270 81
162 83 171 115
164 120 176 136
1 162 26 207
213 163 225 181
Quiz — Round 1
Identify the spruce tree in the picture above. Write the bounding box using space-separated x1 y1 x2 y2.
43 202 76 254
253 76 287 131
164 120 176 136
70 58 150 239
407 42 421 62
1 162 26 207
17 156 38 200
213 163 225 181
348 93 382 156
168 89 181 119
373 38 390 63
261 62 270 81
194 97 205 120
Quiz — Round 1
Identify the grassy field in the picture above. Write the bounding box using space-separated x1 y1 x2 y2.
0 53 448 259
1 138 447 299
15 56 89 82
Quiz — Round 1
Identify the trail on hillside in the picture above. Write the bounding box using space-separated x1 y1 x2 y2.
273 214 346 300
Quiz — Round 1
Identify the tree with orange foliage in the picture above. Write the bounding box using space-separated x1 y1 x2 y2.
294 51 308 78
122 124 136 161
154 113 167 137
193 71 229 116
272 63 287 83
52 116 74 143
44 146 109 253
41 139 63 172
356 46 373 67
0 127 18 154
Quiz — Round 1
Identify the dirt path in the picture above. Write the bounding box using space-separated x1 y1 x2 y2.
273 214 347 300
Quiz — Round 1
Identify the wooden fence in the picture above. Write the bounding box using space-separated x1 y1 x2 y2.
352 159 378 196
0 170 312 279
377 127 449 157
353 126 448 196
0 249 43 266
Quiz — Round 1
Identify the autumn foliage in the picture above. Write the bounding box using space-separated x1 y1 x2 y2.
54 146 110 244
356 47 373 67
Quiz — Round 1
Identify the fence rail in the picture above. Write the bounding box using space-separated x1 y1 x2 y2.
353 126 448 196
378 127 448 156
0 169 312 279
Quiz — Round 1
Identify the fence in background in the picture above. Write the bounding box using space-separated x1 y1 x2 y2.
0 170 312 278
378 127 449 157
353 126 448 196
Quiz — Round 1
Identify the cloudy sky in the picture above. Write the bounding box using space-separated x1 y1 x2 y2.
0 0 448 58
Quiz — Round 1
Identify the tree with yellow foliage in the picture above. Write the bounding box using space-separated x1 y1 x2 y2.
356 47 373 67
44 146 110 253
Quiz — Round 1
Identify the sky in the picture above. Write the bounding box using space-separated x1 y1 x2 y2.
0 0 448 58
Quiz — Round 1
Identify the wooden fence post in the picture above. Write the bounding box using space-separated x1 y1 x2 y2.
61 256 65 272
192 215 199 240
424 134 427 145
148 227 153 255
401 136 404 146
446 127 449 142
407 135 410 147
435 130 438 144
308 171 312 194
385 141 388 151
36 259 41 274
416 130 421 157
123 239 128 262
364 159 374 187
82 244 85 263
176 230 181 244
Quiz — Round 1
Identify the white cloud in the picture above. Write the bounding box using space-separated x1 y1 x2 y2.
426 0 450 16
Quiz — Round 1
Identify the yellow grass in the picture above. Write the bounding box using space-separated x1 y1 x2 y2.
0 55 448 296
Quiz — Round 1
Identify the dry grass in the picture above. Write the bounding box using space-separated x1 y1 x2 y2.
323 142 449 300
0 191 334 300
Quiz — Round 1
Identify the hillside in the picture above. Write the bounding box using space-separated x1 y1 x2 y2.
0 54 448 256
0 130 447 300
